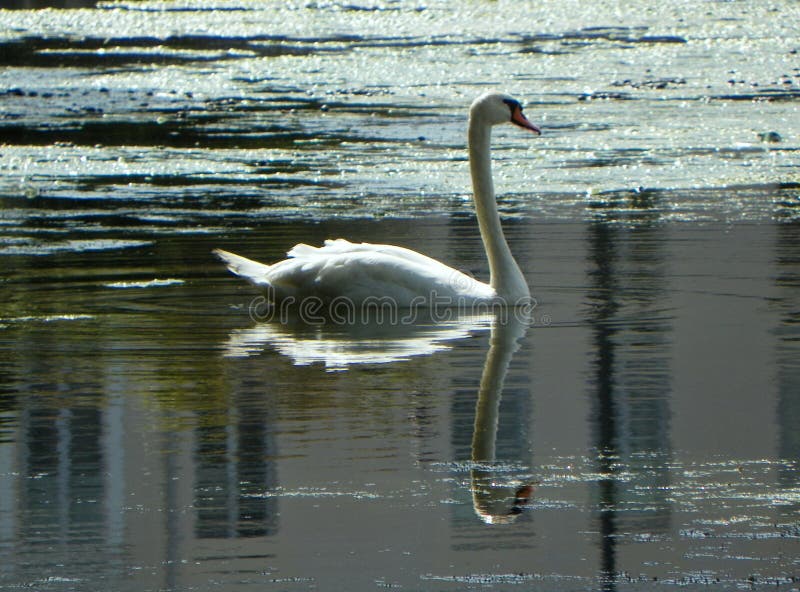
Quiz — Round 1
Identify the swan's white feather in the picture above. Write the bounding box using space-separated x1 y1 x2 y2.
213 248 272 287
215 240 495 307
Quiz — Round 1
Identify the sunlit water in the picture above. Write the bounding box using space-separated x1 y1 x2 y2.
1 0 799 590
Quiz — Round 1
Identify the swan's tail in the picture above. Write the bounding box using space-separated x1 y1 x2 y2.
212 249 273 287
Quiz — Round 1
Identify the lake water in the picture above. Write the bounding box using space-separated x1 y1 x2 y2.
1 1 799 591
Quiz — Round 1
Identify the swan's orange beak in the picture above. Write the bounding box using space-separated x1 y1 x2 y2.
511 105 542 135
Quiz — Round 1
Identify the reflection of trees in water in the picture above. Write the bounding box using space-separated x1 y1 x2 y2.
585 221 673 588
0 314 283 578
9 390 281 545
194 405 279 539
774 221 800 493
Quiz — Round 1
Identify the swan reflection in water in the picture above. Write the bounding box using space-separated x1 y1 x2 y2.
223 307 495 370
223 308 536 523
470 311 536 524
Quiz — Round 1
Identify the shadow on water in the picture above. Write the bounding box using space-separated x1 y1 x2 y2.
3 0 98 7
0 34 350 68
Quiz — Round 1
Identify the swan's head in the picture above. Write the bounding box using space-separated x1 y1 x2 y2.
470 91 541 135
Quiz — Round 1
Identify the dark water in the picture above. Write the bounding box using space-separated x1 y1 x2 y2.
2 219 799 591
3 1 98 8
1 1 799 590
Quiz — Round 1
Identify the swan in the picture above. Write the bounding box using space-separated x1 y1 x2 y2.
213 91 541 309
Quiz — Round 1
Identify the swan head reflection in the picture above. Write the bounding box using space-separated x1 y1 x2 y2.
471 482 536 525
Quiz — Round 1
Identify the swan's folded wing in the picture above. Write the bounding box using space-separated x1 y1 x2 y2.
303 250 494 306
316 239 469 281
324 242 495 302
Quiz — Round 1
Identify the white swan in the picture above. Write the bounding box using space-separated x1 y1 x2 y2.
213 91 541 308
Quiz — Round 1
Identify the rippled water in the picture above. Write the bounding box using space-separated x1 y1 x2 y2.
1 0 799 591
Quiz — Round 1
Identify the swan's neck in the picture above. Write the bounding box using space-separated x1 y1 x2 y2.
468 119 530 303
472 317 527 462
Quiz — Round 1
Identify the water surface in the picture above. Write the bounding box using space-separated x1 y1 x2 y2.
1 0 799 590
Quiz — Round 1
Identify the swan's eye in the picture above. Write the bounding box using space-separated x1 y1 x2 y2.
502 98 522 115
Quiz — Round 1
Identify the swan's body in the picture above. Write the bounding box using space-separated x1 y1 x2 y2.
214 91 540 308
